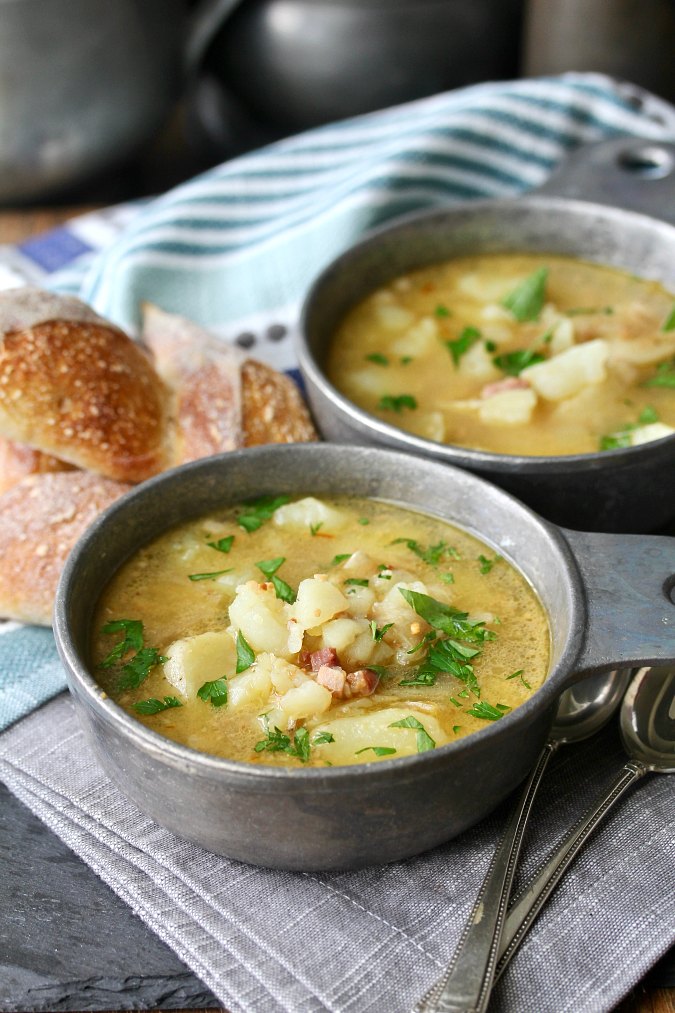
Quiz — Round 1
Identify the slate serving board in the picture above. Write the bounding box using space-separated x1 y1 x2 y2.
0 782 219 1012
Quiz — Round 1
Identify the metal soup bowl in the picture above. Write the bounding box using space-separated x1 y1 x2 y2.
54 444 675 871
297 148 675 534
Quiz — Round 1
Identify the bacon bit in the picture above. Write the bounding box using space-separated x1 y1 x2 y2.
316 664 347 697
410 621 421 635
309 646 339 671
313 608 322 618
481 377 530 399
346 669 380 696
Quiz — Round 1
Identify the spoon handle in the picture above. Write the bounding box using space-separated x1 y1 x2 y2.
415 742 558 1013
495 761 646 980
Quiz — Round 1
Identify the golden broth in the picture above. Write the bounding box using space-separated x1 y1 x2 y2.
327 254 675 456
92 495 550 767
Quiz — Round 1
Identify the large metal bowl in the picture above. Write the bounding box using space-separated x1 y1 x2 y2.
297 141 675 533
53 444 675 870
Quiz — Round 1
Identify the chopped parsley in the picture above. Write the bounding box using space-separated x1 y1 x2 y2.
309 522 323 536
235 631 255 674
399 588 495 643
132 696 182 715
256 556 285 577
644 360 675 389
399 670 438 687
378 394 418 413
370 620 393 642
389 715 436 752
355 746 397 757
407 631 435 655
600 407 661 450
331 552 353 565
506 669 531 690
446 326 481 366
365 352 390 365
197 678 228 707
313 731 335 744
435 304 452 318
271 575 296 604
237 494 290 533
400 355 413 365
468 701 511 721
477 553 501 575
254 722 311 762
344 577 369 587
390 537 459 566
358 517 370 525
188 569 233 581
100 619 144 668
207 535 234 553
118 647 167 691
493 347 545 376
566 305 613 317
501 267 548 322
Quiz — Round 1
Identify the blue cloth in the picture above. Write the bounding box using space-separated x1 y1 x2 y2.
1 72 674 729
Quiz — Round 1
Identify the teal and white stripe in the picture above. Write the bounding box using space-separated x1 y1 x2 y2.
1 72 673 731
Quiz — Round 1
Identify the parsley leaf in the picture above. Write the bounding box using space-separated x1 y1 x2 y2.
399 669 437 687
506 669 531 690
237 494 290 533
118 647 167 691
207 535 234 553
133 695 182 715
188 569 233 581
446 326 481 366
639 405 659 425
468 701 511 721
378 394 418 413
493 348 545 376
254 722 311 762
389 715 436 753
435 304 452 317
100 619 144 668
644 360 675 389
365 352 389 365
235 631 255 674
391 537 459 566
355 746 397 756
370 620 393 642
501 267 548 322
399 589 495 643
309 522 323 536
197 678 228 707
313 731 335 744
331 552 353 565
344 577 369 587
256 556 285 578
271 575 296 604
477 553 501 575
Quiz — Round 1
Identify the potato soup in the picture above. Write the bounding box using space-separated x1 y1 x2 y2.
327 254 675 456
92 495 550 768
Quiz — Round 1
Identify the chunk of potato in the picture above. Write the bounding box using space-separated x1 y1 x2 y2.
228 665 273 710
373 302 414 331
311 706 449 765
522 339 609 401
390 316 439 356
163 630 236 699
290 576 348 630
228 581 291 656
549 317 575 355
254 652 307 694
630 422 675 446
458 341 501 381
274 497 349 533
371 580 429 631
320 617 363 653
478 388 537 426
343 583 376 618
280 680 333 721
404 410 446 443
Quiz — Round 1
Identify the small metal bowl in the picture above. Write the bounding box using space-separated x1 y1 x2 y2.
297 159 675 533
54 444 675 870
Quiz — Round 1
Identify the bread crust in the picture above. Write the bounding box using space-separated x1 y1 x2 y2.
0 471 130 626
0 436 73 496
0 319 168 483
241 359 316 446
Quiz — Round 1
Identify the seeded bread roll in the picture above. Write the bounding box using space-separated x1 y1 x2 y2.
0 471 130 626
0 288 169 484
0 436 73 496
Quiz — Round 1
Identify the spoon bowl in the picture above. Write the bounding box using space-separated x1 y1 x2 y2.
621 665 675 771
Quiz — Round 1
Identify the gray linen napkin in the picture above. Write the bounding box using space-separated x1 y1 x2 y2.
1 692 672 1013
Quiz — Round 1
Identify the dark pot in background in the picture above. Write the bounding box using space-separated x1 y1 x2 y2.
193 0 524 137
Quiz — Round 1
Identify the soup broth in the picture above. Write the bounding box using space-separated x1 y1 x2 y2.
92 495 550 767
327 254 675 456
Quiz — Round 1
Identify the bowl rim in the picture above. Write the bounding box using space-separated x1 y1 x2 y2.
53 443 585 785
297 193 675 473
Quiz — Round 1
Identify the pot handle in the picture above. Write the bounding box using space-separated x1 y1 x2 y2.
535 138 675 226
561 529 675 676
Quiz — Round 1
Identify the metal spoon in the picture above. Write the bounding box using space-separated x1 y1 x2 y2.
494 664 675 981
415 668 633 1013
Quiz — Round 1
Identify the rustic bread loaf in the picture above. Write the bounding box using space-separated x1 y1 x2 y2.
0 471 130 626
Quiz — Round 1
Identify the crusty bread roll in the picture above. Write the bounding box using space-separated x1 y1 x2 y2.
0 288 169 484
141 303 316 459
0 294 317 626
0 471 130 626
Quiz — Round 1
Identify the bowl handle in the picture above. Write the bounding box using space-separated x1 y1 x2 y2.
561 529 675 675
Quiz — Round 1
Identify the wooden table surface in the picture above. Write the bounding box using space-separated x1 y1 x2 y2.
1 204 672 1013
